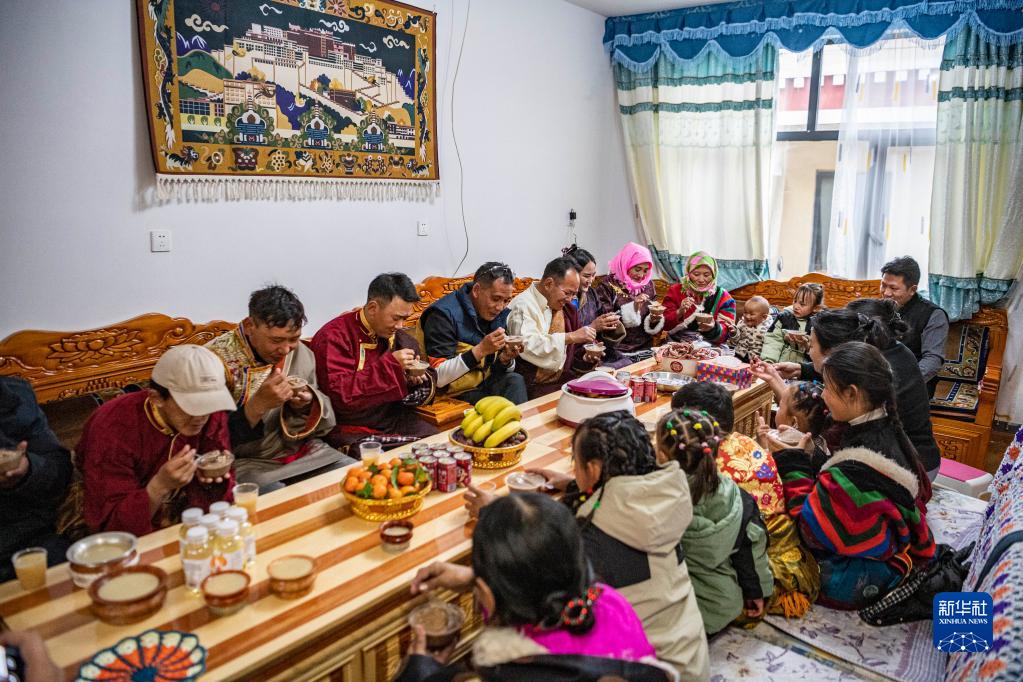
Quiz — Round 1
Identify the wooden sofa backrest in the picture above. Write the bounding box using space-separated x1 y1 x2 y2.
0 314 234 404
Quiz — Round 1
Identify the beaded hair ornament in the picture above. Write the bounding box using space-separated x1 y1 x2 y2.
663 409 721 457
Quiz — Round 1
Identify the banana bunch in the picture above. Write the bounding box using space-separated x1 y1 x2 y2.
459 396 525 449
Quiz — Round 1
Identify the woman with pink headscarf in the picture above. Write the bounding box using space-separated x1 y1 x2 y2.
661 251 736 345
587 242 664 365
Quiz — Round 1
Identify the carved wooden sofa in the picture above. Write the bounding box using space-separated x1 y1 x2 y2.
731 273 1007 471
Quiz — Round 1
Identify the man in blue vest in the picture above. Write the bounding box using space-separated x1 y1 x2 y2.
417 262 527 405
880 256 949 387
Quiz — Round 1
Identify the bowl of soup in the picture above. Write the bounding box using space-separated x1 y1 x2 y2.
379 520 414 553
286 376 309 391
67 532 139 588
196 450 234 479
407 360 430 378
267 555 317 599
89 565 168 625
202 570 251 617
506 472 546 494
408 600 465 650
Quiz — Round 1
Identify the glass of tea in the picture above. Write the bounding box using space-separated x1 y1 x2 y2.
12 547 47 590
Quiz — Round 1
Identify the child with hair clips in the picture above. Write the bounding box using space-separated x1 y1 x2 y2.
672 383 819 619
773 341 936 610
656 410 773 635
760 283 824 364
399 494 674 682
758 381 832 463
526 411 709 681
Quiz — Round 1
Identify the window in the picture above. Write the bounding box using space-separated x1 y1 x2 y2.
771 36 944 281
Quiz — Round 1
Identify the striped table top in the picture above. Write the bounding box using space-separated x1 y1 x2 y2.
0 362 770 680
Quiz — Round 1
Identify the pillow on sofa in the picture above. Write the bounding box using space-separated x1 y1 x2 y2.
930 380 981 416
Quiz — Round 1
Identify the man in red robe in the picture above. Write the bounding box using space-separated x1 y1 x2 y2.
311 273 438 450
76 345 237 535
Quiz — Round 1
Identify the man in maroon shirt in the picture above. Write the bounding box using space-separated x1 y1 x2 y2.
311 273 438 450
77 345 237 535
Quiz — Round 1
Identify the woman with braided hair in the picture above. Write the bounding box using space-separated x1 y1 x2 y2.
773 342 936 610
398 494 674 682
656 410 774 636
527 410 709 680
750 303 941 478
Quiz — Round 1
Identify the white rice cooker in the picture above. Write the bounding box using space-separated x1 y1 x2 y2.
556 371 636 426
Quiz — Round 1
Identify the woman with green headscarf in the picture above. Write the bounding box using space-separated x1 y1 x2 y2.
661 251 736 344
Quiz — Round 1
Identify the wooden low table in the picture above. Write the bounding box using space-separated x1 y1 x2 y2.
0 362 772 681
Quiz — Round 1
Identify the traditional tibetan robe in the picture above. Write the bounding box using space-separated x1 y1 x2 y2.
507 284 586 400
575 291 630 368
311 309 438 448
76 391 233 536
206 325 347 487
590 277 661 358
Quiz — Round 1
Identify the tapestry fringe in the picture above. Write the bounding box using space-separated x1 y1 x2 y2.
155 174 440 202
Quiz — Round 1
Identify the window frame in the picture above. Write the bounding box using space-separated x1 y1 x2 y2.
776 45 840 142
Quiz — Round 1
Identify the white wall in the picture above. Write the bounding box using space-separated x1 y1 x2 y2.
0 0 636 336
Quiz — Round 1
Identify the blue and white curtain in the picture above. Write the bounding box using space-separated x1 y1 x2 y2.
615 48 775 291
929 26 1023 321
605 0 1023 293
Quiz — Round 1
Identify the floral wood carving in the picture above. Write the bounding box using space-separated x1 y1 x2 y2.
48 329 144 366
0 314 234 404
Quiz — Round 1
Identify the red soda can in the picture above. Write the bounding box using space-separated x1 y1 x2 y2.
435 457 458 493
453 452 472 488
411 444 430 457
630 377 644 403
644 377 657 402
418 455 437 486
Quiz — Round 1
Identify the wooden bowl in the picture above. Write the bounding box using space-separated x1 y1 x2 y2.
202 570 251 617
342 481 432 522
408 600 465 650
379 520 414 553
196 450 234 479
88 565 168 625
449 429 529 470
267 555 317 599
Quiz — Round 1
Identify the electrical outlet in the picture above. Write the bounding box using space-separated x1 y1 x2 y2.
150 229 172 252
417 221 429 236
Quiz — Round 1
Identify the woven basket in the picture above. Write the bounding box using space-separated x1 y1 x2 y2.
342 481 432 522
449 430 529 469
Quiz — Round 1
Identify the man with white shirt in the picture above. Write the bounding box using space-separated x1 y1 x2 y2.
506 257 597 399
418 262 527 405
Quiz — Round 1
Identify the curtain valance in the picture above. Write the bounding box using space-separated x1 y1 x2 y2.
605 0 1023 72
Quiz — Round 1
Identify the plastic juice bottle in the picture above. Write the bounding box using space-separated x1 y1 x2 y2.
179 507 203 553
182 526 213 593
226 506 256 567
215 519 245 572
209 501 231 519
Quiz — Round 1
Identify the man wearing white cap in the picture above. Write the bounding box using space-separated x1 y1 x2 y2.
77 345 238 535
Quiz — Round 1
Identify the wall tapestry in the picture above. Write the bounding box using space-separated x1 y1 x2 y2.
137 0 438 201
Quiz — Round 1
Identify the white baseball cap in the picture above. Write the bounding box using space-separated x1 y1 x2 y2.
151 345 236 416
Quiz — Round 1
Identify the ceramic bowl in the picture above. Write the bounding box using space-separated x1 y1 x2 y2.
407 360 430 377
89 565 168 625
67 532 139 588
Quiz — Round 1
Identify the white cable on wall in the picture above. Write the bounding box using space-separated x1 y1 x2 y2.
450 0 471 276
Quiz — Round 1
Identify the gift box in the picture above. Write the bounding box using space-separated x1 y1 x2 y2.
695 357 753 389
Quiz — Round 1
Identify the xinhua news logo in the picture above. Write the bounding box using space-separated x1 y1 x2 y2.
933 592 993 653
